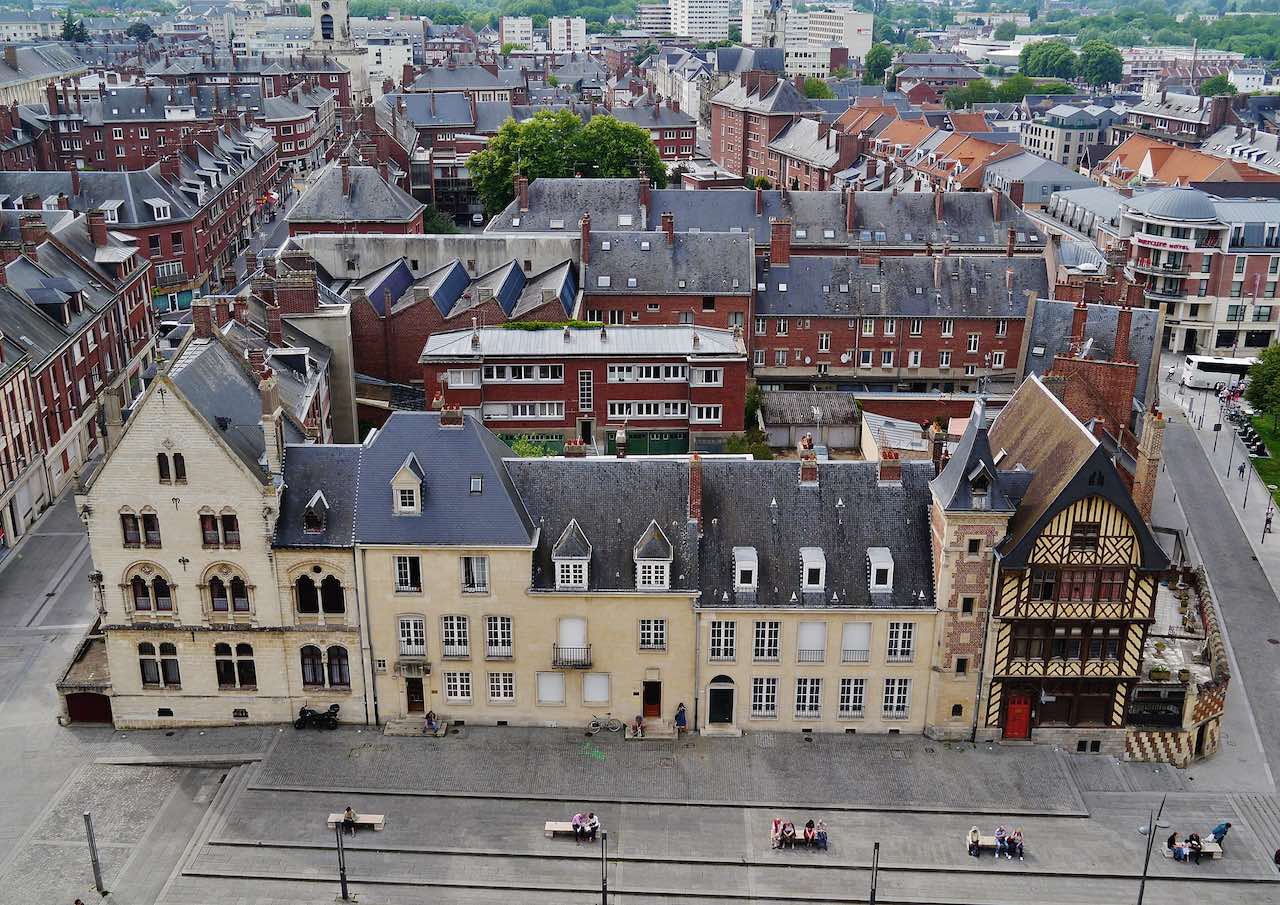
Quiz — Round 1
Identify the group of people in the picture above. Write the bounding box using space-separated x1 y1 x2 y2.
628 703 688 738
770 817 829 850
966 825 1025 860
571 811 601 844
1168 821 1231 864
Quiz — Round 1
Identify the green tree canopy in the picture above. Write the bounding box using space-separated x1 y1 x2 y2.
1247 345 1280 419
803 77 835 99
468 110 667 215
1077 40 1123 87
499 42 526 55
995 73 1035 102
944 78 996 109
1199 74 1238 96
126 23 155 41
993 21 1017 40
863 43 893 85
1020 40 1077 79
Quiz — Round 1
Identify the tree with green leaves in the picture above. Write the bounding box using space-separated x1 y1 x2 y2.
510 436 556 457
1020 40 1077 79
830 66 851 79
546 74 559 87
729 23 741 42
1028 4 1038 22
994 21 1017 40
1200 74 1238 96
863 42 893 85
994 73 1035 102
803 77 834 99
468 110 667 215
944 78 996 109
422 205 460 234
62 11 88 42
499 42 526 55
126 23 155 42
1077 40 1123 87
1247 344 1280 425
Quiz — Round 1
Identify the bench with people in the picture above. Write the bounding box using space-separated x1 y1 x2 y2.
770 817 828 851
965 825 1025 860
547 811 601 843
1163 823 1229 863
327 807 385 833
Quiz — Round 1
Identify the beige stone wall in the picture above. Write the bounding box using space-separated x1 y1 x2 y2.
692 608 937 733
358 545 698 727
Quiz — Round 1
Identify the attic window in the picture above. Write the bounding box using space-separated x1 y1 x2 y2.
549 218 565 229
756 282 765 291
688 227 701 233
872 284 881 293
641 240 650 250
868 547 894 592
800 547 826 591
627 277 637 287
860 230 871 241
778 283 787 292
618 214 633 226
511 217 521 226
678 279 686 289
874 231 886 242
101 199 124 223
601 240 611 250
397 487 418 511
730 226 743 233
823 229 835 239
733 546 758 591
597 275 611 288
470 474 483 494
795 228 808 239
840 284 849 292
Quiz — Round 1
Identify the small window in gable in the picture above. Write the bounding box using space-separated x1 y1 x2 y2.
303 490 328 534
552 519 591 590
733 546 758 591
868 547 894 592
391 453 424 515
800 547 825 591
633 520 672 591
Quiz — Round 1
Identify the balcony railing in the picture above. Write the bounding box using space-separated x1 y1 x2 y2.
399 642 426 658
442 644 470 659
1143 284 1185 301
486 644 513 660
797 648 825 664
882 708 911 720
795 708 822 719
838 708 865 720
886 651 915 663
552 644 592 669
156 270 189 287
750 707 777 719
842 649 870 664
1129 259 1188 277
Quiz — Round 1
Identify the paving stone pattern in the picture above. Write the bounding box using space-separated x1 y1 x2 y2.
255 727 1087 814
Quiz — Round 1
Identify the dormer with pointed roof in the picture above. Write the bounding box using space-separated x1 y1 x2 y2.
553 518 591 589
930 397 1023 514
391 451 424 515
634 519 673 590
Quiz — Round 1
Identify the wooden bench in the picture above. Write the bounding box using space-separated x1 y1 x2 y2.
327 813 385 832
545 820 576 838
1161 840 1223 860
966 835 1025 855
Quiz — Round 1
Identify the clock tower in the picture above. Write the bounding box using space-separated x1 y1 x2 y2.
311 0 370 106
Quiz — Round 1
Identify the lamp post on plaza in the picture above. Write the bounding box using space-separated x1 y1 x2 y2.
601 829 609 905
334 824 349 900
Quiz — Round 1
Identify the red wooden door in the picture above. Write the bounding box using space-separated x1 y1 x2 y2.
1004 694 1032 740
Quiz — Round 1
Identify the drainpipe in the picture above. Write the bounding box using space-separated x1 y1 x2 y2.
354 545 379 726
692 593 702 732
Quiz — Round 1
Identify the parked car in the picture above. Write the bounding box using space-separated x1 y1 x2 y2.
471 212 485 226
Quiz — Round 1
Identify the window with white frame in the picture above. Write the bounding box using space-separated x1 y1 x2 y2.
710 620 735 660
486 616 513 658
461 556 488 593
444 670 472 702
909 349 922 368
488 671 515 701
751 676 778 717
753 620 780 661
582 672 610 703
884 318 896 336
396 487 418 512
774 349 788 366
887 621 915 661
639 618 667 650
817 332 831 352
776 319 788 336
441 615 470 657
859 349 872 367
394 555 421 592
398 616 426 656
536 671 566 704
910 318 922 335
881 349 893 367
795 677 822 717
636 560 669 589
996 318 1008 336
883 677 911 718
690 367 723 386
447 368 480 387
939 350 952 368
733 547 757 590
862 317 875 336
796 621 827 663
755 316 767 335
556 560 587 589
967 333 980 353
691 405 722 424
992 351 1005 369
839 677 866 718
940 319 954 337
800 547 825 591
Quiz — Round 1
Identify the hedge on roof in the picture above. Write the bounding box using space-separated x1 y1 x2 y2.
500 320 603 330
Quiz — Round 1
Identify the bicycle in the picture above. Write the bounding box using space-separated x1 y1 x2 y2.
587 713 623 734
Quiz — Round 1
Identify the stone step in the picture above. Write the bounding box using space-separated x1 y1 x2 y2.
1230 793 1280 851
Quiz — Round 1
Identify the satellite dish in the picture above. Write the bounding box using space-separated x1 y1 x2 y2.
804 356 812 364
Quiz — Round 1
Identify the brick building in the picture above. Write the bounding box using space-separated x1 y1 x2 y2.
421 324 748 452
286 159 425 236
149 52 354 112
0 103 53 170
767 118 861 191
0 119 279 312
608 99 699 161
709 70 819 179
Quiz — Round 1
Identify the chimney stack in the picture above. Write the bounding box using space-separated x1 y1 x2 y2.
516 174 529 212
1006 226 1015 258
934 255 942 290
439 405 465 427
192 297 214 339
579 213 591 264
755 185 763 216
245 251 257 275
69 165 79 196
688 453 702 526
639 177 650 213
845 186 856 232
260 368 284 480
878 448 902 483
1070 300 1088 353
19 213 46 247
799 452 818 486
770 217 791 266
661 211 674 245
267 304 283 345
87 209 108 247
934 188 944 223
992 189 1002 223
1114 304 1133 363
1009 180 1024 209
340 158 351 195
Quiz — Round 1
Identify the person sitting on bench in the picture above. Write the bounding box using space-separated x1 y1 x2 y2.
967 827 981 857
815 820 829 851
994 825 1009 858
803 820 816 847
342 806 358 836
780 821 797 849
424 711 439 735
1007 828 1024 861
770 817 783 849
572 812 586 844
585 813 600 843
1187 833 1203 865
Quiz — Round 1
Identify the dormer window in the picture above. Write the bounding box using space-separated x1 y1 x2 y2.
800 547 826 591
733 546 758 591
868 547 894 593
552 518 591 590
634 519 672 591
391 452 424 515
302 490 328 534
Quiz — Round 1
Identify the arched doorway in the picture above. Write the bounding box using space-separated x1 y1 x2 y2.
708 675 734 725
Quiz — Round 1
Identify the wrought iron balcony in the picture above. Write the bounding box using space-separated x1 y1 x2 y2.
552 644 592 669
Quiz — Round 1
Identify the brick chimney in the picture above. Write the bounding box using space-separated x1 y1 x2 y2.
934 188 944 223
192 297 214 339
878 448 902 483
247 347 266 375
1070 300 1088 353
867 157 878 179
439 405 465 427
639 177 650 214
991 188 1002 223
87 209 108 247
515 174 529 212
845 186 856 232
19 213 46 248
1009 180 1024 209
22 192 39 210
56 192 68 210
579 213 591 265
934 254 943 290
1132 407 1164 522
340 158 351 195
402 62 414 87
1114 304 1132 364
159 153 180 182
69 165 79 196
563 438 587 458
770 217 791 266
661 211 674 245
266 304 283 345
755 185 763 216
245 251 257 275
799 452 818 486
260 368 284 481
688 453 702 525
1006 226 1015 258
614 426 628 458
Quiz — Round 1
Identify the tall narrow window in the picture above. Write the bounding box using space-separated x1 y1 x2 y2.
215 642 236 688
139 642 160 686
201 514 220 546
442 615 470 657
173 453 186 483
152 576 172 611
131 575 151 610
230 577 249 612
157 453 170 483
221 514 240 547
320 576 345 613
327 646 350 686
301 645 324 686
159 642 180 686
121 514 141 545
209 576 229 611
710 620 736 660
296 575 319 613
461 556 488 593
142 514 161 547
486 616 513 658
235 643 256 687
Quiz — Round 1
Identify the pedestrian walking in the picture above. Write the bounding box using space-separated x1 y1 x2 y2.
1239 461 1247 480
1210 821 1232 847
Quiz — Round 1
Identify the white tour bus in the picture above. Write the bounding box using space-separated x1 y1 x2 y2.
1180 354 1257 390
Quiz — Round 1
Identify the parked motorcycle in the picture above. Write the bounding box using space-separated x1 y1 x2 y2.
294 703 340 730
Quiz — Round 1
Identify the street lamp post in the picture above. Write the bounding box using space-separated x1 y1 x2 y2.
1136 794 1167 905
601 829 609 905
335 823 349 901
869 841 880 905
1264 486 1277 544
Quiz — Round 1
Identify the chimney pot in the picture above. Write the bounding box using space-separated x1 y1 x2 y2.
661 211 674 245
769 217 791 266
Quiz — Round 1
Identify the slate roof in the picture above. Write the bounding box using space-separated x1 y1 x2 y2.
982 152 1095 189
486 177 644 232
275 445 361 547
585 230 754 296
754 254 1047 319
287 163 424 225
1022 298 1161 408
409 64 509 91
759 390 859 426
384 91 476 128
767 117 845 168
709 77 818 115
552 519 592 558
0 44 86 91
354 411 534 546
167 337 305 481
698 460 936 609
609 104 696 129
930 399 1023 513
862 411 929 452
